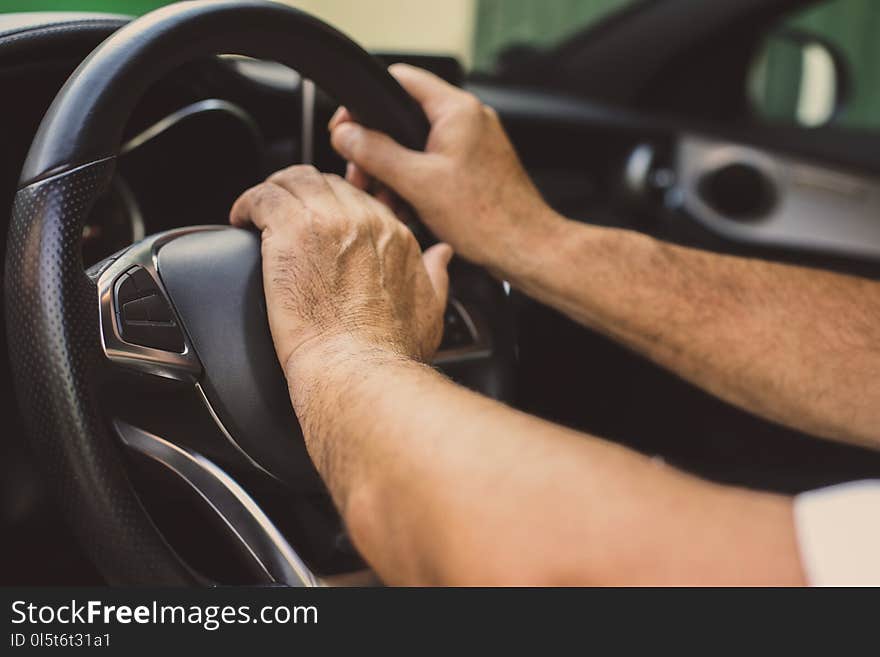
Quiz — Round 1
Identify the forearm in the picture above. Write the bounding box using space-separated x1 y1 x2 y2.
287 337 804 585
496 213 880 449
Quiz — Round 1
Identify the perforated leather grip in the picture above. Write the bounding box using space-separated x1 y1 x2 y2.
21 0 429 185
6 0 431 585
6 160 199 584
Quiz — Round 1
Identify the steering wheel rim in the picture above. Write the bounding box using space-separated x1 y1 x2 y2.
19 0 429 184
6 0 512 586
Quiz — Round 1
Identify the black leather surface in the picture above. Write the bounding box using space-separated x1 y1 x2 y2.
0 13 127 66
157 228 320 488
5 0 432 585
5 1 509 584
5 160 198 585
21 0 429 184
0 12 126 36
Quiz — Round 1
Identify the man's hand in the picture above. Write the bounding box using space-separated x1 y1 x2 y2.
329 63 562 270
228 169 806 586
224 167 807 588
230 166 801 584
334 67 880 452
229 165 453 373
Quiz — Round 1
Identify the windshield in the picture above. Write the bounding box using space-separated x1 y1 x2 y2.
5 0 640 73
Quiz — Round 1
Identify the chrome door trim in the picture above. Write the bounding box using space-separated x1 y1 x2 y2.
674 134 880 261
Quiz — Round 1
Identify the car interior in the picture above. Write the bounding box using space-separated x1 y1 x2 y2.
3 0 880 585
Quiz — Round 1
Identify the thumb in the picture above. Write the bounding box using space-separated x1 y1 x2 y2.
331 122 428 200
422 242 454 307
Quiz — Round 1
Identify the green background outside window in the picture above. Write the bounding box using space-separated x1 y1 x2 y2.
4 0 880 130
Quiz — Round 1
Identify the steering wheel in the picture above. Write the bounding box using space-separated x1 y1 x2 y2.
5 0 515 585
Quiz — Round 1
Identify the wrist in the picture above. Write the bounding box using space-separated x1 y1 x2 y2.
489 205 571 284
281 332 426 518
284 333 410 385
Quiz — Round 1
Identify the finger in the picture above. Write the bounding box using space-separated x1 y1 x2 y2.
388 63 464 121
375 186 398 213
324 172 376 213
267 164 341 214
230 181 299 231
328 105 354 131
331 122 432 200
323 170 356 198
421 242 454 307
346 161 371 191
344 163 403 218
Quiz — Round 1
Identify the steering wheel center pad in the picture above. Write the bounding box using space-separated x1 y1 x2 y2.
157 228 318 486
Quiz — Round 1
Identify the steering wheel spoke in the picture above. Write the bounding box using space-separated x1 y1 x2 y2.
113 420 321 587
6 0 515 585
96 227 217 382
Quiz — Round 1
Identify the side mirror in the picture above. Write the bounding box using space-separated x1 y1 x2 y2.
747 29 850 128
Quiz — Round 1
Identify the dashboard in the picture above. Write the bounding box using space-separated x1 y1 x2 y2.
80 98 263 267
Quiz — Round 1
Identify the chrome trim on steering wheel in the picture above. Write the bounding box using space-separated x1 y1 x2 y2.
433 298 492 365
97 226 224 381
194 381 280 481
114 420 321 587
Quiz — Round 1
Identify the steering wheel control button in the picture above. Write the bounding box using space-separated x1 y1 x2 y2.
114 266 185 353
121 321 185 353
129 266 158 293
121 297 150 321
114 272 139 305
140 294 174 322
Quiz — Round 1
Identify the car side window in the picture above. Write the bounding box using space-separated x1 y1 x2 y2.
748 0 880 131
9 1 642 79
471 0 640 73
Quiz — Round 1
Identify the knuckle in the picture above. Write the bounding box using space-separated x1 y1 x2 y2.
318 209 350 232
396 222 416 244
269 163 321 185
297 163 322 178
457 92 483 115
396 224 420 252
251 182 284 208
332 212 353 229
367 210 389 232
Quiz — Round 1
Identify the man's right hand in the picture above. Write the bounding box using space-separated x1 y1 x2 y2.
329 63 563 271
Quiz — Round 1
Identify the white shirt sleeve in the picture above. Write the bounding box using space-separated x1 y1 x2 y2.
794 480 880 586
